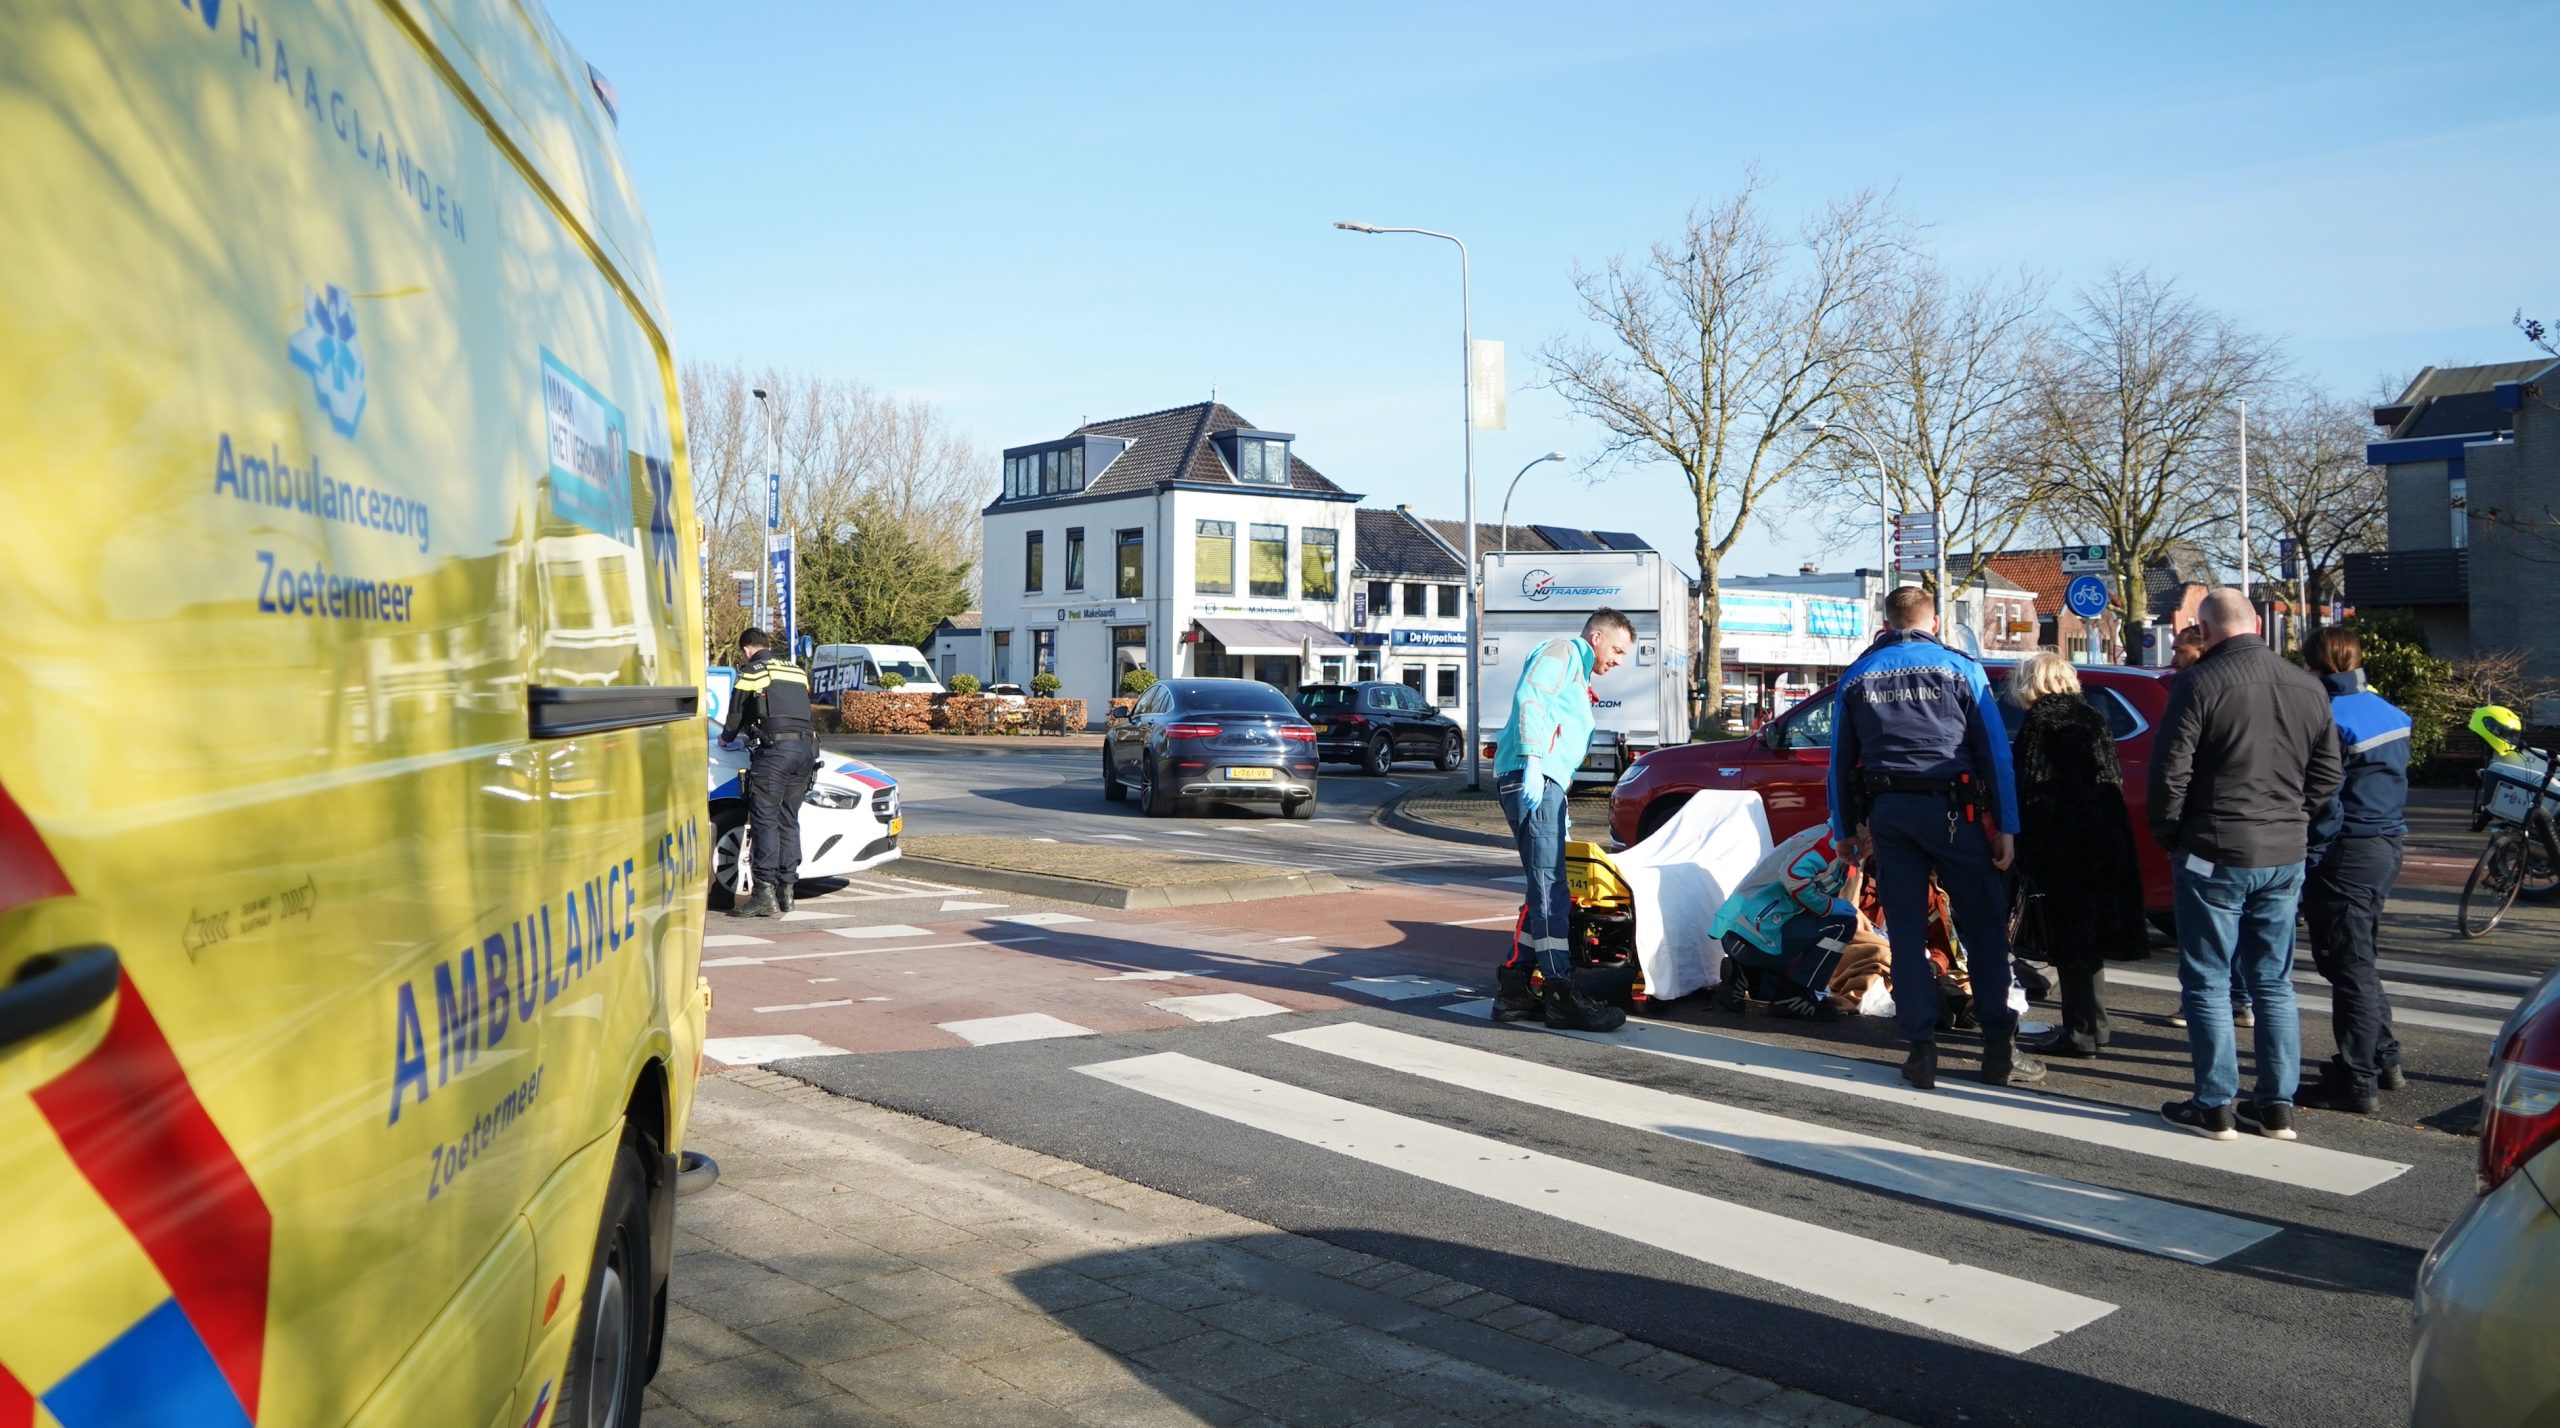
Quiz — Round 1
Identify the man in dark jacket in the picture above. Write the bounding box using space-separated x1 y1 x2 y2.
2299 626 2412 1113
719 628 818 918
2148 590 2344 1141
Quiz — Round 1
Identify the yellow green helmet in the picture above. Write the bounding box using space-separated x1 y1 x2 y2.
2471 704 2524 758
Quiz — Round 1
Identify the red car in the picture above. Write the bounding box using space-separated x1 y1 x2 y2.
1609 661 2180 915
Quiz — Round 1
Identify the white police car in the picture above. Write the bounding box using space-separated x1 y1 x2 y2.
706 666 902 907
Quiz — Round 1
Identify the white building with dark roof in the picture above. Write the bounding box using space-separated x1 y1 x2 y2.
978 401 1360 710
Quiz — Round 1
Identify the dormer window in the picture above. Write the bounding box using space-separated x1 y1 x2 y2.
1211 429 1294 489
1236 437 1290 487
999 435 1128 503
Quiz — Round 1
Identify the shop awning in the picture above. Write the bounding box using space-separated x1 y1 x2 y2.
1194 617 1352 656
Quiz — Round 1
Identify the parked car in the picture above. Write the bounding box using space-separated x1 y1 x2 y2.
2410 965 2560 1428
1609 661 2180 913
1298 682 1465 776
705 667 901 907
1104 678 1319 818
982 682 1031 704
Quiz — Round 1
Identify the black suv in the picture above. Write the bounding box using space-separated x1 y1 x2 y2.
1297 682 1464 776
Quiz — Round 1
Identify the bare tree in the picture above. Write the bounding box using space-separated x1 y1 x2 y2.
1542 177 1908 711
2207 393 2385 633
1811 256 2048 630
682 361 986 656
2019 268 2283 649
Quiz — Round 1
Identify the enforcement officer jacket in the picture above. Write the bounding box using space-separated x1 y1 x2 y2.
720 649 814 747
1826 629 2019 842
2146 634 2343 868
2309 668 2411 854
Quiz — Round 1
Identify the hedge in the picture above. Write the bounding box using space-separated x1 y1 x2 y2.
836 691 935 734
835 692 1089 735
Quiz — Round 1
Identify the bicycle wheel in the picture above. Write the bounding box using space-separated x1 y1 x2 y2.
2458 832 2529 939
2520 835 2560 903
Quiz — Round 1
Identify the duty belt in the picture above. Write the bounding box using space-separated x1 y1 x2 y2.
1863 773 1956 795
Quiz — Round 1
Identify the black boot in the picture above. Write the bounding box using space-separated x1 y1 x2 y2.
738 884 781 919
777 881 796 914
1901 1040 1938 1090
1981 1026 2047 1086
1543 982 1627 1033
1491 966 1543 1023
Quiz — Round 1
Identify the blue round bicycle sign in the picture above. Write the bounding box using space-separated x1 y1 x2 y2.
2064 574 2110 618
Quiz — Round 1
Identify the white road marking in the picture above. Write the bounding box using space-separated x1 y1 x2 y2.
822 924 932 940
1216 826 1259 833
1162 830 1208 838
1312 818 1355 825
701 934 772 947
862 996 891 1002
1149 993 1294 1023
1332 976 1472 1002
1079 1052 2115 1354
777 909 845 922
1491 875 1528 885
2377 958 2541 990
1094 834 1145 842
1268 936 1318 944
1032 837 1060 843
755 998 855 1014
941 1013 1097 1046
1279 1024 2273 1265
1097 971 1190 981
807 977 839 984
705 935 1048 967
988 912 1093 927
1442 915 1521 927
703 1034 848 1066
2109 969 2508 1036
1447 1004 2410 1196
940 899 1007 911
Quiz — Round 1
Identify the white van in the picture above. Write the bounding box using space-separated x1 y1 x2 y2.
811 643 946 699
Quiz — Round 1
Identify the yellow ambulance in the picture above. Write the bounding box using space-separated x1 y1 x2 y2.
0 3 709 1426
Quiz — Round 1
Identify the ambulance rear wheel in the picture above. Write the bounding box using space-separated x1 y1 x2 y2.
560 1129 655 1428
707 807 749 911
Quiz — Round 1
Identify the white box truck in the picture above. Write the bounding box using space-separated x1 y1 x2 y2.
1477 550 1692 784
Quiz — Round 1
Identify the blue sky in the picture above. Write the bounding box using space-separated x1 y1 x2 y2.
549 0 2557 581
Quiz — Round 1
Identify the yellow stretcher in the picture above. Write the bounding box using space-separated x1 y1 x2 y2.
1523 841 1664 1010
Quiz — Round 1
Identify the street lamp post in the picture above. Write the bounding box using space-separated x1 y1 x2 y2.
750 386 784 630
1335 220 1486 788
1798 419 1897 615
1497 452 1569 554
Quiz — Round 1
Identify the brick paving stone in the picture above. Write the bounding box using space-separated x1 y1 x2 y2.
975 1336 1144 1402
1665 1363 1740 1398
1545 1323 1624 1356
1275 1326 1440 1385
1433 1291 1513 1322
729 1395 904 1428
1051 1300 1210 1355
843 1216 985 1255
1583 1339 1655 1371
1628 1350 1705 1382
642 1397 711 1428
896 1301 1071 1363
839 1269 992 1323
1708 1374 1784 1409
1121 1269 1247 1312
1376 1359 1554 1423
1360 1409 1480 1428
894 1391 1087 1428
757 1233 915 1292
1130 1330 1305 1393
686 1277 858 1329
1071 1247 1178 1281
820 1342 1007 1413
1756 1391 1871 1428
742 1304 916 1368
654 1351 840 1425
1192 1296 1337 1346
1063 1369 1257 1428
1344 1261 1411 1291
1373 1269 1450 1301
1221 1364 1408 1428
660 1310 767 1374
675 1250 793 1300
990 1265 1126 1315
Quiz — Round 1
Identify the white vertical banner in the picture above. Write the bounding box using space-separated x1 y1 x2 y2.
1469 339 1507 430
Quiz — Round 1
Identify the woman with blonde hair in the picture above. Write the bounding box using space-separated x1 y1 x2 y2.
2008 649 2148 1057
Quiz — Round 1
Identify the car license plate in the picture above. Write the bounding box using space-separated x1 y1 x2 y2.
1228 767 1275 781
889 816 903 835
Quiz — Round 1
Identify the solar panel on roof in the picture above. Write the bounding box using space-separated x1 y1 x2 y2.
1533 525 1604 551
1591 531 1653 552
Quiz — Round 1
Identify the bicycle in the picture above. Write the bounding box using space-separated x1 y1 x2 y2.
2457 730 2560 939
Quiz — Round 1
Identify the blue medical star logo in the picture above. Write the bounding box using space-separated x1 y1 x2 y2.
646 453 680 609
287 284 367 438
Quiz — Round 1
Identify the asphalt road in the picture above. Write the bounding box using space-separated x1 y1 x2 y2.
827 734 1523 883
741 739 2555 1428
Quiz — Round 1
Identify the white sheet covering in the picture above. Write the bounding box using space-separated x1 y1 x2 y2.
1610 789 1772 1000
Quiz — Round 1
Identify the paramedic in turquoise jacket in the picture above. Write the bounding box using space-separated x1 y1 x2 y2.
2299 625 2413 1113
1489 609 1636 1032
1828 585 2037 1090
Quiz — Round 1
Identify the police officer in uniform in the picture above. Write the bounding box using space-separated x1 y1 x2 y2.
719 627 818 918
1828 587 2043 1090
